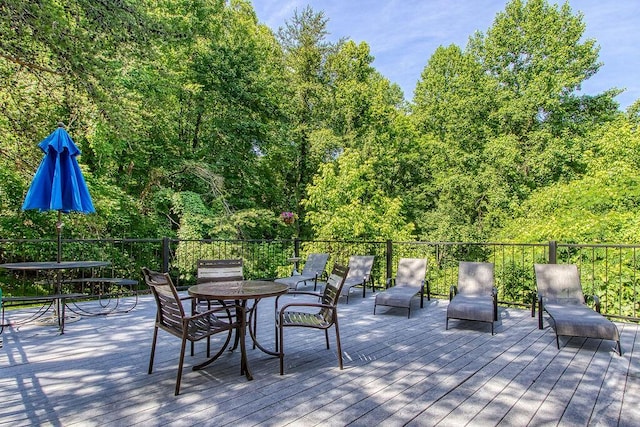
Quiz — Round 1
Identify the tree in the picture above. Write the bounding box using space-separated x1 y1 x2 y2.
411 45 496 240
303 149 414 241
412 0 620 241
302 40 416 241
499 115 640 244
274 6 341 238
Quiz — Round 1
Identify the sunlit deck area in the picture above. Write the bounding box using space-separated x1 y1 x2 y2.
1 289 639 426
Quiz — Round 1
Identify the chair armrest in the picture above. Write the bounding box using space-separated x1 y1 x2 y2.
449 285 457 301
537 294 544 329
275 290 321 311
287 290 322 298
593 294 601 313
279 301 335 314
531 292 537 317
187 303 241 323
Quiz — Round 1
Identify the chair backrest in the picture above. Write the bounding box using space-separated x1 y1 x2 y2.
534 263 585 304
300 253 329 277
197 259 243 284
319 263 349 321
142 267 185 332
346 255 374 283
395 258 427 289
458 262 494 296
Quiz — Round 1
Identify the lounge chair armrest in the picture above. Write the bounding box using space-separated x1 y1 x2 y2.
593 294 601 313
386 277 394 289
537 294 545 329
449 285 457 301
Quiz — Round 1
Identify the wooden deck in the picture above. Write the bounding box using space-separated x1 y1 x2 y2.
1 289 639 426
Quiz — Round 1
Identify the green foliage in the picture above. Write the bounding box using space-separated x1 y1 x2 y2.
303 149 414 241
0 0 638 257
499 116 640 243
412 0 621 242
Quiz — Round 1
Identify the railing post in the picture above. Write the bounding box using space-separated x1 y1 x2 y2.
549 240 557 264
386 239 393 285
162 237 170 273
294 238 300 258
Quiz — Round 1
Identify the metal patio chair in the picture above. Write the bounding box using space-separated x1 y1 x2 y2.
142 267 239 395
374 258 428 318
275 263 349 375
534 263 622 355
275 253 329 291
446 261 498 334
340 255 375 303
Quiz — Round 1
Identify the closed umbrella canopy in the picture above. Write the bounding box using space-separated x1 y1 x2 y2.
22 125 95 214
22 124 95 262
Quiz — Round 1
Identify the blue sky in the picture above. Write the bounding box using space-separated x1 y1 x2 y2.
251 0 639 110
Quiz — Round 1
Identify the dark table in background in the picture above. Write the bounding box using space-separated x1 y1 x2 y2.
0 261 110 333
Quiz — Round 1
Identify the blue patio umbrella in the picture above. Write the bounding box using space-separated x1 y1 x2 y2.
22 123 95 262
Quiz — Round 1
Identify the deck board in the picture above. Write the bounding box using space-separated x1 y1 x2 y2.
1 289 638 426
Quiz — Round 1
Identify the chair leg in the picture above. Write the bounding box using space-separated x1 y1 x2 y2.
334 321 343 370
176 336 188 396
279 324 285 375
556 335 560 349
325 329 330 349
148 326 159 374
445 317 449 330
617 340 623 356
538 301 544 329
252 304 258 349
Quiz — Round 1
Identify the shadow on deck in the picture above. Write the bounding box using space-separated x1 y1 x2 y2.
1 289 638 426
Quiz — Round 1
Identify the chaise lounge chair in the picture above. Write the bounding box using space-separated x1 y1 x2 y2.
340 255 375 303
374 258 427 318
275 253 329 291
534 263 622 355
446 261 498 334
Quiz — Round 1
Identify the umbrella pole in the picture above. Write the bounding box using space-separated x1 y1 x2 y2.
56 211 62 264
55 210 63 331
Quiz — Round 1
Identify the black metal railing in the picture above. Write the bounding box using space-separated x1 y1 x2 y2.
1 237 639 321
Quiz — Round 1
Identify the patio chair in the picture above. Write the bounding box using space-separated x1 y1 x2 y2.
374 258 428 318
275 263 349 375
340 255 375 303
534 263 622 355
446 262 498 334
142 267 239 395
275 253 329 291
195 259 244 351
197 259 244 284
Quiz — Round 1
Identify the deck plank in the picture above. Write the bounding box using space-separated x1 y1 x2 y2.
0 291 638 426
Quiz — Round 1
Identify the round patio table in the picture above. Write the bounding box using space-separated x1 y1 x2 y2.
188 280 288 380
